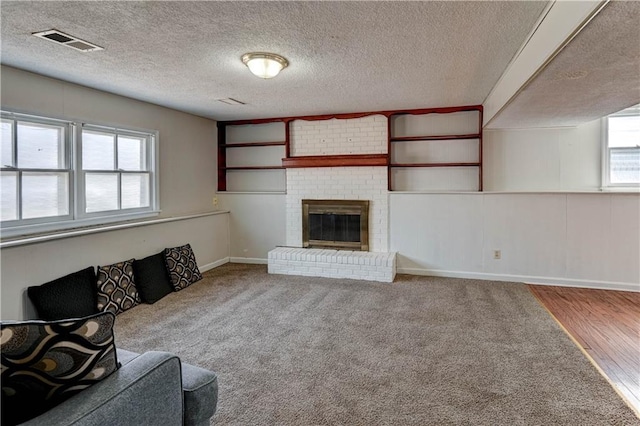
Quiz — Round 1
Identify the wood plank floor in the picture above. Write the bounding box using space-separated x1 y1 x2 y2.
529 285 640 415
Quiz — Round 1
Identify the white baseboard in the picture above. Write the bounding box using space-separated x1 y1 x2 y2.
397 268 640 292
201 260 638 292
200 257 230 272
230 257 268 265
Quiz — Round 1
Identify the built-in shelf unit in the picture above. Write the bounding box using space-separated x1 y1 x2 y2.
388 105 483 191
217 105 483 192
217 122 287 192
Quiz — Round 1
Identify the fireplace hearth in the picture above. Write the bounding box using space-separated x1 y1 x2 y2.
302 199 369 251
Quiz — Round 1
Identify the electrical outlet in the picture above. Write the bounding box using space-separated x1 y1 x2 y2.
212 196 218 207
493 250 501 260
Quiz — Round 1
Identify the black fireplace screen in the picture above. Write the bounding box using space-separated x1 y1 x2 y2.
302 199 369 251
309 213 361 243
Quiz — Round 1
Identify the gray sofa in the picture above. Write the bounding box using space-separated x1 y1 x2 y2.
19 349 218 426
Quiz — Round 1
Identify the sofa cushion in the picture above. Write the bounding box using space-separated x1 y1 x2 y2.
181 362 219 425
164 244 203 291
133 252 174 303
27 266 98 321
96 259 141 315
0 312 119 426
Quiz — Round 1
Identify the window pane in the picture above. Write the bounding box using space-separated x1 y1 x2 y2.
1 171 18 221
118 136 146 171
22 172 69 219
122 173 150 209
83 130 115 170
85 173 119 213
17 122 65 169
610 148 640 184
1 119 14 168
609 116 640 148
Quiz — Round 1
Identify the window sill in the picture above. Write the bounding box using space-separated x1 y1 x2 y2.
600 186 640 193
1 210 163 240
0 211 229 249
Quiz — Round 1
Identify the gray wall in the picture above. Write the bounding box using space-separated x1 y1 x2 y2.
0 66 230 320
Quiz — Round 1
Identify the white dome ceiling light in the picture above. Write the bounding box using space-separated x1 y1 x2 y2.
241 52 289 79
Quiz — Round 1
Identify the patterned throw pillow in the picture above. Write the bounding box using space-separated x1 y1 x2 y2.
96 259 141 315
0 312 119 425
164 244 203 291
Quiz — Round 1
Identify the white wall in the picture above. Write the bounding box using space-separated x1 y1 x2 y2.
392 119 639 290
0 66 229 320
218 193 286 261
483 120 602 191
390 192 639 291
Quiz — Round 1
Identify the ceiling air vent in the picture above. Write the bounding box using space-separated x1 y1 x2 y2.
217 98 246 106
32 29 104 52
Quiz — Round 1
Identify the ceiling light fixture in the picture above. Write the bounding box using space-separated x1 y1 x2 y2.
241 52 288 79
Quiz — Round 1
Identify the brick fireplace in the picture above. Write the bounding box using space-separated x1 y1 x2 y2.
285 115 389 252
268 115 396 283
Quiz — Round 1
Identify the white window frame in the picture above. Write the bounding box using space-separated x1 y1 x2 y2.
1 110 159 238
78 123 157 219
602 106 640 189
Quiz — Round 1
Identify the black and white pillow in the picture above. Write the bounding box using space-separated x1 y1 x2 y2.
96 259 141 315
164 244 203 291
1 312 119 425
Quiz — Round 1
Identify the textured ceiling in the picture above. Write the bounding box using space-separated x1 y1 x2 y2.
0 1 548 121
488 0 640 129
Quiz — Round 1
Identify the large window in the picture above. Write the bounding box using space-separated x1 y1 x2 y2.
1 111 158 237
81 126 152 214
604 105 640 187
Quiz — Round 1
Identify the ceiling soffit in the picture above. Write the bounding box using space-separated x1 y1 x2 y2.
489 1 640 129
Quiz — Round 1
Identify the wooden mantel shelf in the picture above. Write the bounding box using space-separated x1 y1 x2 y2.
282 154 388 168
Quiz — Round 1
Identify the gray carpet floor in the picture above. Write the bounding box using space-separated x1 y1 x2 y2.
114 263 639 425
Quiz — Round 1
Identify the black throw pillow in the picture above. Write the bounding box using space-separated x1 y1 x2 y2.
27 267 98 321
133 252 175 304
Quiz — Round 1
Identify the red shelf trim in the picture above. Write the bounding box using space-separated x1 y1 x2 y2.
282 154 388 168
221 141 286 148
221 105 482 126
391 133 481 142
223 166 284 170
391 162 480 168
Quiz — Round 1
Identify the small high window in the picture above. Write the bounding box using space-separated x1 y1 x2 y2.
603 105 640 187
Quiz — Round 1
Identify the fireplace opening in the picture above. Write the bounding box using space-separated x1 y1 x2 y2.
302 200 369 251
